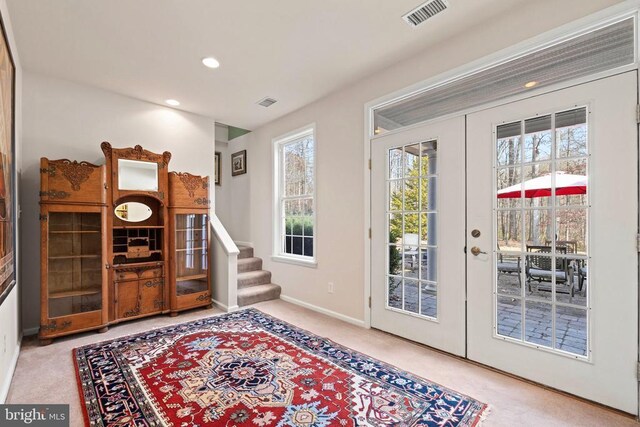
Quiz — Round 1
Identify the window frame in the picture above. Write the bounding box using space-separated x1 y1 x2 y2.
272 124 317 267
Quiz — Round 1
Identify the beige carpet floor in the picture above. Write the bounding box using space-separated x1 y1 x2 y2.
6 299 638 426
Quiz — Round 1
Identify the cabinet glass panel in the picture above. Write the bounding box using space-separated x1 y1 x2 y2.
47 212 102 317
175 213 208 295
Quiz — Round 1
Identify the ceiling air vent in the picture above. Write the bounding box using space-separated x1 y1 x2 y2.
257 97 277 107
403 0 448 27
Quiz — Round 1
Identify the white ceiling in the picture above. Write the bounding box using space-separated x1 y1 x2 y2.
7 0 532 130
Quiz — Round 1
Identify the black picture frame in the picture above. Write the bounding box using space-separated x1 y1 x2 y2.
231 150 247 176
215 151 221 186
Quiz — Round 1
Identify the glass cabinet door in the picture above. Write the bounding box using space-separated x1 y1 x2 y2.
47 212 103 317
175 213 209 295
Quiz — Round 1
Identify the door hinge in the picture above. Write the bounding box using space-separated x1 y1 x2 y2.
637 361 640 380
636 105 640 124
39 214 47 221
636 234 640 252
368 228 371 239
368 159 372 170
368 296 371 308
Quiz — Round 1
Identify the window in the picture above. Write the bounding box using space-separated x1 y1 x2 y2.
494 107 589 357
273 126 316 266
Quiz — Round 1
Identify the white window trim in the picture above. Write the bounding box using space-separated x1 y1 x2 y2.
272 123 317 267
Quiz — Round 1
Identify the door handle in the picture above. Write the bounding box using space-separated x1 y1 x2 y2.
470 246 487 256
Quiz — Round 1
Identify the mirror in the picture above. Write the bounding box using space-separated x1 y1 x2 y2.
114 202 152 222
118 159 158 191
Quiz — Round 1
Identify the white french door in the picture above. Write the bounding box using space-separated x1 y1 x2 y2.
371 116 466 356
466 72 638 413
371 72 638 413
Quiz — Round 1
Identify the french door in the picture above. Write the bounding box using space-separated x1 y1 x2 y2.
371 116 466 356
466 71 638 413
371 71 638 413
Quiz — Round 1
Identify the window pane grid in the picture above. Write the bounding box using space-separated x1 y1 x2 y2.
495 107 588 358
277 131 315 259
386 140 438 319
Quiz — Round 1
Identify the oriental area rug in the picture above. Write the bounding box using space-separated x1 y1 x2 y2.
73 309 488 426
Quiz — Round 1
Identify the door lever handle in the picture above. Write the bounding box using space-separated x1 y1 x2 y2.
470 246 487 256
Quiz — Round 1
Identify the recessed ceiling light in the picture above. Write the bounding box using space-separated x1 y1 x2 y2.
165 99 180 106
524 81 538 88
202 57 220 69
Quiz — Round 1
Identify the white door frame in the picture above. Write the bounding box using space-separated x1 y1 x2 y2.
363 0 640 330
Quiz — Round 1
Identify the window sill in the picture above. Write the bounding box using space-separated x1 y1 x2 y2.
271 255 317 268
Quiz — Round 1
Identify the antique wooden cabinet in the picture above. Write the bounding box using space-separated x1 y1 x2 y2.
168 172 211 315
39 159 108 343
39 143 212 343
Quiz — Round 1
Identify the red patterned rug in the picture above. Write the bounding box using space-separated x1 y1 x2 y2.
74 309 488 426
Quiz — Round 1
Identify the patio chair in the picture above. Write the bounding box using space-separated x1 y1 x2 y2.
496 243 521 286
525 245 575 297
403 233 419 269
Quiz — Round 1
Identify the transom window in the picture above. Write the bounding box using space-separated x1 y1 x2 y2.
495 106 589 358
273 126 316 265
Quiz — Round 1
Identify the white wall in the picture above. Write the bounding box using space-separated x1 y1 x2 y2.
222 0 622 323
214 142 231 229
21 71 216 333
0 0 22 403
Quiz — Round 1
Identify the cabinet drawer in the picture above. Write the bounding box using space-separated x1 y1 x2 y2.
140 268 163 279
39 311 102 339
114 267 163 282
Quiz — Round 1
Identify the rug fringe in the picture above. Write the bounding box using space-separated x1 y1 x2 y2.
474 405 492 427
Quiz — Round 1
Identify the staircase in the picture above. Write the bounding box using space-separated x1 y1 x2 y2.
236 246 281 306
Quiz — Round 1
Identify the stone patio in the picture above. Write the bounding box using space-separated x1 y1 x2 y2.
387 260 588 357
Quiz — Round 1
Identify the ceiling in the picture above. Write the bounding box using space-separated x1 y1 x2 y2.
7 0 533 130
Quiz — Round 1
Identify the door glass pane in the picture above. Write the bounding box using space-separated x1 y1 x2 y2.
48 212 102 317
175 213 208 296
494 106 589 357
496 255 521 296
386 140 438 319
555 306 587 356
404 279 419 314
497 296 522 340
525 301 553 347
420 282 437 318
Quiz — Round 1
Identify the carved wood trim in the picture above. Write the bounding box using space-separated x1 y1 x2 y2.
39 190 70 199
176 172 202 197
40 320 72 332
55 160 98 191
101 141 112 159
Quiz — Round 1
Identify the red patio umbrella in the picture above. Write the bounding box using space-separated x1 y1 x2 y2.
497 171 587 199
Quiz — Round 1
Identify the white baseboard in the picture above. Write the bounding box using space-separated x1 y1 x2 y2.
234 241 253 248
280 294 367 328
0 338 21 403
212 299 240 313
22 326 38 337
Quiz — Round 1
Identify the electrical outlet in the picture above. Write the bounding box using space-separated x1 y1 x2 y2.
328 282 334 294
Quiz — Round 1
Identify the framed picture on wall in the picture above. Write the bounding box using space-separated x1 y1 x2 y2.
231 150 247 176
215 152 221 185
0 10 16 307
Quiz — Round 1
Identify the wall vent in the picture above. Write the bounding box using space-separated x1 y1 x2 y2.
402 0 448 27
257 97 277 107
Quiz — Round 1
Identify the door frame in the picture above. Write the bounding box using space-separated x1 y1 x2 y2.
363 1 640 330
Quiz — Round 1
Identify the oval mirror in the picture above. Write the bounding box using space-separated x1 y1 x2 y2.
114 202 152 223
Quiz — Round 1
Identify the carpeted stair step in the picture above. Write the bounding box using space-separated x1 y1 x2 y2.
238 257 263 273
238 270 271 288
237 283 281 307
238 246 254 260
